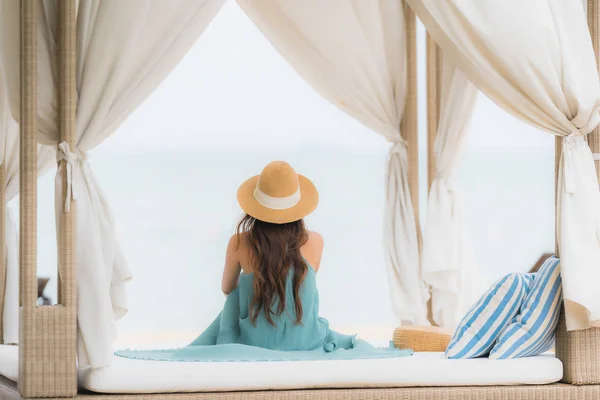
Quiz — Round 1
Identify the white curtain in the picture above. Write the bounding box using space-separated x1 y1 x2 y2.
407 0 600 330
421 55 483 329
237 0 429 325
0 0 225 367
0 74 56 344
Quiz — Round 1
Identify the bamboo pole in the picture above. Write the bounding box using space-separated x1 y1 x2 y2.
18 1 78 397
426 34 442 190
402 2 420 243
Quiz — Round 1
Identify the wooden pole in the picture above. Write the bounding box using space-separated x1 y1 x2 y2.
19 0 40 394
402 1 420 244
57 0 77 314
19 1 78 397
426 34 442 190
425 32 442 326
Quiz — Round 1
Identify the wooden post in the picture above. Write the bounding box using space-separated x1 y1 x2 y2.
425 32 442 326
402 1 420 243
426 34 442 190
57 0 77 314
18 0 78 397
19 0 40 394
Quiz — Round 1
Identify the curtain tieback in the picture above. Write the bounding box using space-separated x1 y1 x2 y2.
389 139 408 155
57 141 86 213
562 132 586 194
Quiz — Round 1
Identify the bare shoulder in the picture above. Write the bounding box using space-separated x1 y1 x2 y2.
307 231 324 247
229 232 254 273
227 232 250 261
302 231 324 271
227 232 244 252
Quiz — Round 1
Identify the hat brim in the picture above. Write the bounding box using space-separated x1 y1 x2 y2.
237 174 318 224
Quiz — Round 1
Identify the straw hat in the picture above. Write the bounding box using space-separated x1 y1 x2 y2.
237 161 318 224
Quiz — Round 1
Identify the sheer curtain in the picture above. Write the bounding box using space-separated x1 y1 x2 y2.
422 55 483 329
237 0 429 325
0 0 225 367
407 0 600 330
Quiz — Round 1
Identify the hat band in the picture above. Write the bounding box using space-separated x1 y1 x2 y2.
253 185 301 210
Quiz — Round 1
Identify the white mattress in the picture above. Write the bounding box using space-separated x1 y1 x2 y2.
0 345 562 394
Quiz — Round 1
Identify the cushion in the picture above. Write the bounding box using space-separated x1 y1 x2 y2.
0 346 564 392
445 273 533 359
490 256 562 359
393 326 453 352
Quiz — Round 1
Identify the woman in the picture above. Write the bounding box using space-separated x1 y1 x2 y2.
117 161 411 361
220 160 329 351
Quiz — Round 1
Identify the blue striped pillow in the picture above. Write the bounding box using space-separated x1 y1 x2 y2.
490 256 562 359
445 273 533 359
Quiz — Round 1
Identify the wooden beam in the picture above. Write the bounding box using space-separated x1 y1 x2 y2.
426 34 442 190
402 1 420 243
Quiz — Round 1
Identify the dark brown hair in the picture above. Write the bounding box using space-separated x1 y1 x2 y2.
236 213 309 326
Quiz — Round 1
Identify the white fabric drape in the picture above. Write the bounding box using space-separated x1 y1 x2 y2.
421 55 483 329
0 0 225 367
237 0 429 324
0 75 55 344
407 0 600 330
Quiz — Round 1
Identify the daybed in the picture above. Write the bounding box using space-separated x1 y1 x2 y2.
0 0 600 399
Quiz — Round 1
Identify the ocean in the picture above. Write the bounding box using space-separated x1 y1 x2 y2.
21 147 554 347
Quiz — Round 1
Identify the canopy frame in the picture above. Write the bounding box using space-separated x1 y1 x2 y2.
17 0 77 397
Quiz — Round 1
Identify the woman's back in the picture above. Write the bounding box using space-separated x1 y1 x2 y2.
234 230 324 275
221 227 327 351
237 263 329 351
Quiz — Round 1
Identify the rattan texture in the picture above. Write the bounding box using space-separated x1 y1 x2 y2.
556 307 600 385
2 375 600 400
393 326 452 352
18 1 78 397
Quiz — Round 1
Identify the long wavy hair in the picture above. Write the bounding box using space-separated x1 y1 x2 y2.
236 213 309 326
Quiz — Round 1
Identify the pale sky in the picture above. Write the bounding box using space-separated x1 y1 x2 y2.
96 0 554 155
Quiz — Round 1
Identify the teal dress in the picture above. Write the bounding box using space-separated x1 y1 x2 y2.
116 266 413 362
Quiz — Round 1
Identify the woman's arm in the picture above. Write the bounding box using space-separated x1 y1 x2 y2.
222 235 242 295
